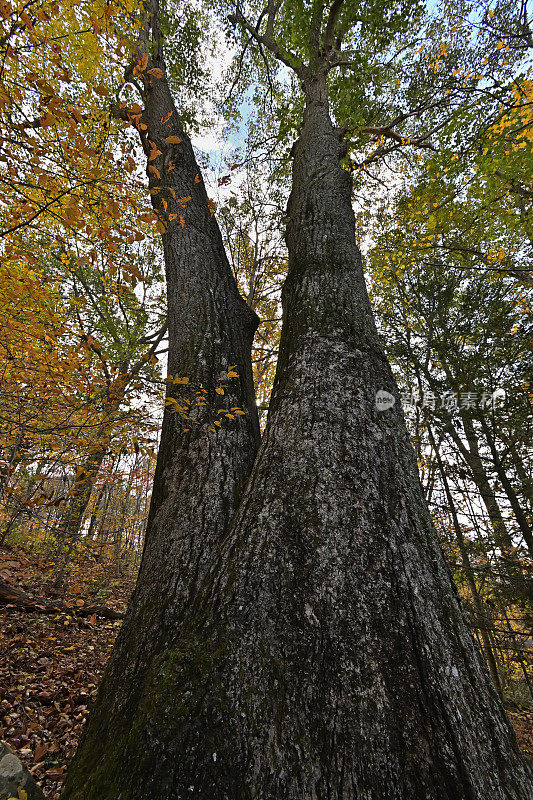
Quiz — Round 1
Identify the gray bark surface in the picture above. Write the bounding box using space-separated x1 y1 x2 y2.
62 34 260 800
62 71 532 800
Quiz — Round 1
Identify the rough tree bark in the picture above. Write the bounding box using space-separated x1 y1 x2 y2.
63 5 533 800
62 3 260 797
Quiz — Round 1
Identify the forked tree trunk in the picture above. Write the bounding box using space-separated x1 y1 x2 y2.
63 69 532 799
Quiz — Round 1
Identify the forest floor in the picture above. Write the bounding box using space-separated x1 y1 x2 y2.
0 545 532 799
0 545 133 799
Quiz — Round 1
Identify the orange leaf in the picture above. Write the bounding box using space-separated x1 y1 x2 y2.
165 135 182 144
161 111 173 123
133 53 148 74
90 14 102 34
148 68 163 78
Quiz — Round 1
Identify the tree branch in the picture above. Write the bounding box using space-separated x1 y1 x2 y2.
323 0 346 53
229 4 304 77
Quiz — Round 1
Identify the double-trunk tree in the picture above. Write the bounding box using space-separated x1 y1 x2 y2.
63 2 533 799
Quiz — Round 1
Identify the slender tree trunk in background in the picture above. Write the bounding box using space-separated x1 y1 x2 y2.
62 3 260 797
501 434 533 513
52 431 111 587
441 415 521 563
94 485 112 560
478 414 533 557
86 453 118 542
415 355 517 563
427 423 502 694
0 426 24 505
63 64 532 799
502 609 533 701
58 438 108 539
457 416 532 600
85 481 106 541
0 505 25 545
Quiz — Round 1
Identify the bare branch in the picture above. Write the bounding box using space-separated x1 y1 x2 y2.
129 321 168 377
229 5 305 77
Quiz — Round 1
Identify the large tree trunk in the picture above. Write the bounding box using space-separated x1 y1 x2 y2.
62 9 260 799
63 68 532 799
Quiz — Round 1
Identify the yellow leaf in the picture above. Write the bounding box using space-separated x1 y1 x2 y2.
226 370 239 378
215 387 224 395
165 397 185 413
